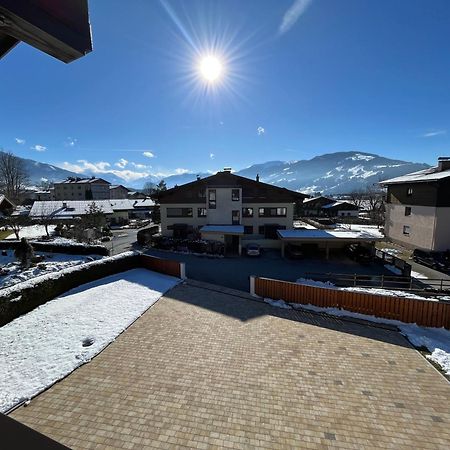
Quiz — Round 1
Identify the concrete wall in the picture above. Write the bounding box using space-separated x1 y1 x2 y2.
160 203 207 235
432 207 450 251
385 204 436 250
207 188 242 224
241 202 294 234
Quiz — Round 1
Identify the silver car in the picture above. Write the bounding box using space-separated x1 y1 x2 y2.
246 243 261 257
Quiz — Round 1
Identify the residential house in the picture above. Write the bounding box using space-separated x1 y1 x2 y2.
155 170 307 254
381 157 450 251
109 185 130 199
30 199 136 225
300 196 359 217
53 177 111 201
0 195 15 217
130 198 155 219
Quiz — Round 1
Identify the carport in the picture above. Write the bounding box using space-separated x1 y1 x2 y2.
200 225 244 256
277 229 382 259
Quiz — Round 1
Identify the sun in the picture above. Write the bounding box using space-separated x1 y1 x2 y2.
199 55 223 82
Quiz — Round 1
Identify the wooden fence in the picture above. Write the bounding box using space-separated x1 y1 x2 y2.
253 277 450 329
139 254 185 279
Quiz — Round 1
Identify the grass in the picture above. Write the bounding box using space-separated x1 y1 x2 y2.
0 230 12 240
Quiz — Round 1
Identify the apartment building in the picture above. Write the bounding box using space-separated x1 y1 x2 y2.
109 185 130 199
382 157 450 251
53 177 111 201
155 170 307 254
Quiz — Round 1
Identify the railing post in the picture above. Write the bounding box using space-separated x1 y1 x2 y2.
179 262 186 280
381 275 384 288
354 274 357 287
250 275 258 297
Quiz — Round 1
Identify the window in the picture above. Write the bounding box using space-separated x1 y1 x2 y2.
198 208 207 217
403 225 410 235
167 208 193 218
407 187 413 196
232 210 240 225
232 189 240 201
244 225 253 234
258 225 265 235
208 189 216 209
405 207 411 216
242 207 253 217
258 207 287 217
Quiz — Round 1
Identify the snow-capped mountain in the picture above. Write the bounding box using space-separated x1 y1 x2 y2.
161 152 430 194
11 150 429 194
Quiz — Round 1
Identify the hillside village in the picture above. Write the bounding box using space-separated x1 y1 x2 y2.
1 1 450 449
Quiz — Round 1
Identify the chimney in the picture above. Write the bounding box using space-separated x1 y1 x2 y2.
256 173 260 182
62 202 67 208
438 157 450 172
223 167 232 173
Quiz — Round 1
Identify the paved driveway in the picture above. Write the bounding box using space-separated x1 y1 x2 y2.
11 281 450 449
145 248 393 291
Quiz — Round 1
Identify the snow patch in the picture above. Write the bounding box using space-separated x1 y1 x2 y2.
0 268 179 413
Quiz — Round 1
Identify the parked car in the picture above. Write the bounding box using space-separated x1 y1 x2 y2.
286 244 303 259
246 243 261 257
412 249 450 272
346 244 372 264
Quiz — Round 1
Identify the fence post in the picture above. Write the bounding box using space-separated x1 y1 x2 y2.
179 262 186 280
249 276 258 297
353 274 357 287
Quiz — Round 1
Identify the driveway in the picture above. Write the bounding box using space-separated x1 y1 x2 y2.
11 281 450 449
145 248 393 291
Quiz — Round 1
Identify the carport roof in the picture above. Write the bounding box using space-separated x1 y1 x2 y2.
200 225 244 235
277 229 382 241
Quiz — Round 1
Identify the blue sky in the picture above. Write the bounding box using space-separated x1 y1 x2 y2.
1 0 450 183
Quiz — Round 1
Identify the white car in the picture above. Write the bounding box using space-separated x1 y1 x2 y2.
246 243 261 257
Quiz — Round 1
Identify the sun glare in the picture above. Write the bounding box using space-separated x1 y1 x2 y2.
199 56 223 82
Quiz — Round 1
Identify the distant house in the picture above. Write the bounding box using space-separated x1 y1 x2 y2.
30 199 136 225
131 198 155 219
0 195 15 217
53 177 111 201
155 170 307 255
381 157 450 251
300 196 359 217
109 185 130 199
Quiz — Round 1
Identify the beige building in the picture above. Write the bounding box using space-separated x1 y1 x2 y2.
156 170 307 255
109 185 130 199
53 177 111 201
382 157 450 251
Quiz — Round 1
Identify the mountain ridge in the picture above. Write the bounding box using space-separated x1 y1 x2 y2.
6 151 430 194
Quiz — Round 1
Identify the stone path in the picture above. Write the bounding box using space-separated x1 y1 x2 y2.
11 281 450 449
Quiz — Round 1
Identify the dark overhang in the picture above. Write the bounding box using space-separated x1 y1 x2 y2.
0 0 92 63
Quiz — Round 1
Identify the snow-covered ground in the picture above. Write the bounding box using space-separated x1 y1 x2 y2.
0 268 179 413
4 225 56 240
296 277 447 301
264 297 450 376
0 252 103 289
335 223 384 238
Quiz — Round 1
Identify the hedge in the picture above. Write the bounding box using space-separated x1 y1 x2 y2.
0 252 140 327
0 240 109 256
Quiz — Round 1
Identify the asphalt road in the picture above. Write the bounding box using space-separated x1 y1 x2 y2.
144 248 394 291
105 229 140 255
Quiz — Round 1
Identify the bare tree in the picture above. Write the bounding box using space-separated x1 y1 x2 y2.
0 151 29 203
31 202 57 237
0 213 31 240
348 189 365 209
366 186 385 226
